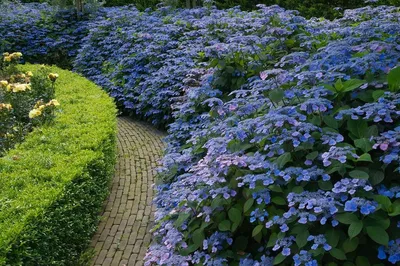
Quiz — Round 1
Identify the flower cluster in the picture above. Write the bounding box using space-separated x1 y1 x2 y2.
378 239 400 264
0 103 12 111
29 99 60 119
2 52 22 63
0 52 58 156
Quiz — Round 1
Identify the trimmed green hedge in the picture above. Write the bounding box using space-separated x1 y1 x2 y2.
0 65 117 265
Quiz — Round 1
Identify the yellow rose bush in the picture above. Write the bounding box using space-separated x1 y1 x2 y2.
0 52 59 156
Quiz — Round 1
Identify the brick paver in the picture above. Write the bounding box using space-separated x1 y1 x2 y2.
90 117 165 266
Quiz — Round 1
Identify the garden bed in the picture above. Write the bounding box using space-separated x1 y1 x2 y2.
0 65 117 265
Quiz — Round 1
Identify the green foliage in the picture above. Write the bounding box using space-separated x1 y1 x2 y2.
0 64 117 265
104 0 159 9
108 0 398 18
18 0 400 17
388 66 400 92
216 0 400 18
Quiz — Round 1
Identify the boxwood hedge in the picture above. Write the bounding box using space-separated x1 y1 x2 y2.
0 64 117 265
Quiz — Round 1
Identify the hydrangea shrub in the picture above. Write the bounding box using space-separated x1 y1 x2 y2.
0 2 88 68
74 5 308 125
145 5 400 266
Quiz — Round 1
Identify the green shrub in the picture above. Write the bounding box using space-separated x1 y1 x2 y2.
15 0 400 17
0 64 117 265
103 0 159 9
107 0 400 18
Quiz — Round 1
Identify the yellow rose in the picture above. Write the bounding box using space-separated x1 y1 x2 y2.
48 73 59 82
12 83 30 92
0 80 8 88
6 84 13 92
49 99 60 106
4 56 11 62
34 101 41 108
29 109 42 119
0 103 12 111
10 52 22 60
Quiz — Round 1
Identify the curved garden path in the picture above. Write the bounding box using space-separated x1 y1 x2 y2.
90 117 165 266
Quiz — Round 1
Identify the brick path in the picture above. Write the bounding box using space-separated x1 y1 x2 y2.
90 117 165 266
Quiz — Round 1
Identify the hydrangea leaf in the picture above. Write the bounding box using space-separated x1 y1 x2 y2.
291 186 304 194
348 220 363 238
243 198 254 213
306 151 319 160
227 139 253 152
272 196 286 205
372 90 385 101
342 237 359 253
366 226 389 245
334 79 344 92
388 66 400 91
347 119 368 139
269 89 284 103
342 79 366 92
231 222 240 232
354 138 373 153
310 115 322 126
388 201 400 217
174 212 191 228
267 233 278 248
366 125 379 138
349 170 369 179
269 185 283 192
276 152 292 169
369 170 384 185
218 220 231 232
318 180 333 190
228 208 242 224
252 224 263 237
273 253 286 265
212 198 224 208
323 115 338 129
373 195 392 211
335 213 359 225
192 229 205 247
364 217 390 230
326 229 340 248
323 83 336 93
357 153 372 162
330 248 347 260
179 244 199 256
296 229 309 248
